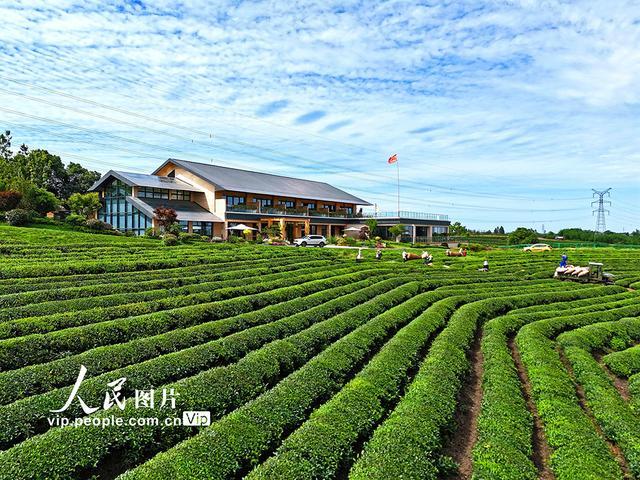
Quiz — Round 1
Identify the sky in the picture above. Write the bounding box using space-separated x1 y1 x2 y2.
0 0 638 232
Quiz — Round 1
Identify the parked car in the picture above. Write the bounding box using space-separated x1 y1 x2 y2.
293 235 326 247
523 243 552 252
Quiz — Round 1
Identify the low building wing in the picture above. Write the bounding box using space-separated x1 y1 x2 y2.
89 170 203 192
126 197 223 223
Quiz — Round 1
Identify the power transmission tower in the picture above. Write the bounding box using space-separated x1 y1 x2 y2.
592 188 612 232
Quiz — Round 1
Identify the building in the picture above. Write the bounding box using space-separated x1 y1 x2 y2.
89 158 450 241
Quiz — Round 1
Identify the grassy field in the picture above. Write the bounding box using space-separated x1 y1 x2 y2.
0 224 639 480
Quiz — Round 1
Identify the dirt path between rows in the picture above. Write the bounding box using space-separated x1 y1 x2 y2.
509 337 555 480
594 352 631 402
442 330 483 480
558 347 632 479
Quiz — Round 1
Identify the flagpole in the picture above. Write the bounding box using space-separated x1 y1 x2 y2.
396 160 400 217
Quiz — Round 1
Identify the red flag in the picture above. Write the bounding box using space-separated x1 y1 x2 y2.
388 154 398 164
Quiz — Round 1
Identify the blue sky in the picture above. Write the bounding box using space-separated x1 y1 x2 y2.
0 0 638 232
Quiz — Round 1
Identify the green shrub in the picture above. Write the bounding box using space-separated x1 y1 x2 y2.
64 213 86 226
163 234 178 246
84 218 113 231
228 235 245 243
5 209 31 226
336 236 357 246
166 223 182 236
144 226 158 238
18 185 58 215
178 232 200 242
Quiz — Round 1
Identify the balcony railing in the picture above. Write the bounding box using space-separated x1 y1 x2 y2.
362 211 449 221
226 204 358 218
225 205 448 222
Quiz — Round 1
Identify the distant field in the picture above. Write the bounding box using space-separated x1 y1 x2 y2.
0 225 638 480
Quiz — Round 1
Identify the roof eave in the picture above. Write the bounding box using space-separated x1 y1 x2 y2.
88 170 132 192
153 159 224 190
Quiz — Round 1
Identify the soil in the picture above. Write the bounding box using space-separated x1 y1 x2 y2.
558 347 632 479
594 352 631 402
442 330 483 480
509 337 555 480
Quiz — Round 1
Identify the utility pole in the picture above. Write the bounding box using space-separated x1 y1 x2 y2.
592 188 612 232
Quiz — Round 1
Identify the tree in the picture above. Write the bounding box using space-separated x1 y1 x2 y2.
21 149 68 198
449 221 468 236
389 224 405 242
358 225 370 240
499 226 505 234
19 185 59 215
153 206 177 232
0 190 22 211
67 192 101 218
261 225 283 239
508 227 538 245
64 162 101 198
365 218 378 235
0 130 12 160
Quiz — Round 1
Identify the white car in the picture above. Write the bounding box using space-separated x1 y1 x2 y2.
293 235 326 247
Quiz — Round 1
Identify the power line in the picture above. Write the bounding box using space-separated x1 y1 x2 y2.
1 98 592 210
0 73 594 203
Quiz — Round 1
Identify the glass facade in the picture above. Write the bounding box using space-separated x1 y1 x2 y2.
192 221 213 236
138 187 190 200
98 179 152 235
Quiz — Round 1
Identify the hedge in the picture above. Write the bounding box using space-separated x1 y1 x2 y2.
350 287 618 480
0 282 422 475
0 265 379 369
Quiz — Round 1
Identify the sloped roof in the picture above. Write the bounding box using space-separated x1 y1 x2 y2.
153 159 372 205
89 170 203 192
126 197 222 222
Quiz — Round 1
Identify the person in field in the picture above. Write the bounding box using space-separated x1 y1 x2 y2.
560 253 568 267
375 249 382 261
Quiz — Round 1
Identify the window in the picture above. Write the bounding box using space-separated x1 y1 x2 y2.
433 226 448 234
179 220 189 232
138 187 168 199
303 202 316 210
344 206 353 215
226 195 246 207
253 197 273 208
98 179 151 235
170 190 191 201
279 199 295 208
136 187 189 200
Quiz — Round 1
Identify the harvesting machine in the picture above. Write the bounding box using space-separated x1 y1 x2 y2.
554 262 614 284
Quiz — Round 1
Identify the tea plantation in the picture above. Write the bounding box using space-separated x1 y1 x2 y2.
0 225 639 479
